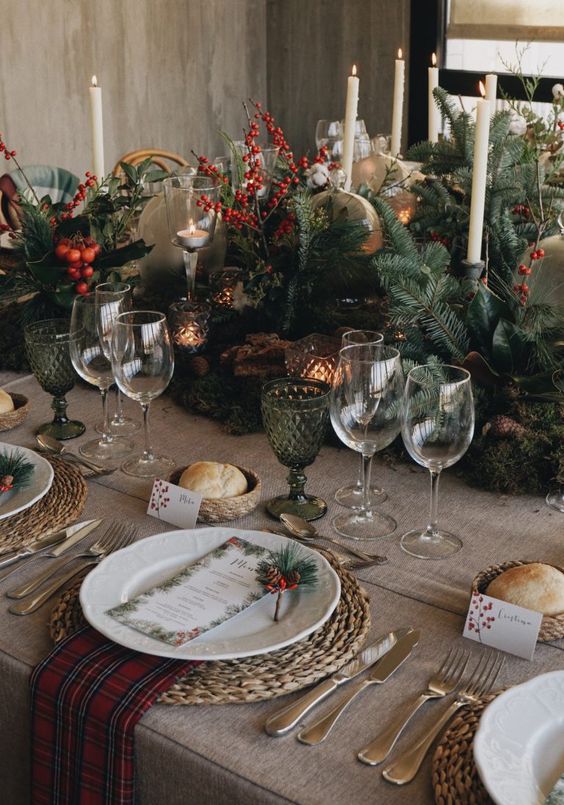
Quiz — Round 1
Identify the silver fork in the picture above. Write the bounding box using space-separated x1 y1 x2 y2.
382 650 504 785
8 524 137 615
358 647 470 765
7 522 133 600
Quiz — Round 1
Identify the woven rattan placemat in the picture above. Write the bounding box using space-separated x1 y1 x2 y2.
49 552 371 705
0 457 87 554
432 694 497 805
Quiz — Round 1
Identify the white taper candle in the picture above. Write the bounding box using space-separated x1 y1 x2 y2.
428 53 440 143
391 49 405 157
342 65 360 192
485 73 498 107
89 75 105 181
467 83 491 264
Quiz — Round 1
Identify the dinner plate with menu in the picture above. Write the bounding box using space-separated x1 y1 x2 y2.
474 670 564 805
80 527 341 661
0 444 54 522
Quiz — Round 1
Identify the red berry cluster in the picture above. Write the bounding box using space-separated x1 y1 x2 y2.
558 120 564 131
0 133 16 162
430 230 450 247
54 235 101 294
196 194 222 215
514 248 544 304
273 212 296 240
512 203 530 218
196 157 229 185
59 172 97 221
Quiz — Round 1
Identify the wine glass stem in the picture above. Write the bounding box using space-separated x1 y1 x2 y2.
427 470 441 537
141 403 155 462
51 395 70 426
287 467 307 502
356 453 363 489
100 388 114 445
115 388 125 423
361 453 373 513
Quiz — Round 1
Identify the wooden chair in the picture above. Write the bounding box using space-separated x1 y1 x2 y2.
112 149 190 177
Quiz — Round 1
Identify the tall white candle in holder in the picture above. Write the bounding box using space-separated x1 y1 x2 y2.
89 75 105 181
467 82 491 264
342 64 360 192
428 53 440 143
485 73 498 107
390 49 405 157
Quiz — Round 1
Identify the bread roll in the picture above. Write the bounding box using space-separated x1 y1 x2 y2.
0 390 14 414
486 563 564 616
179 461 248 499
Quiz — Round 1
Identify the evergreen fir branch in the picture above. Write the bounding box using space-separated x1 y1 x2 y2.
370 196 418 259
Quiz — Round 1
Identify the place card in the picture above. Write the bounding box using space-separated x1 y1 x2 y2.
107 537 269 646
463 591 543 660
147 478 202 529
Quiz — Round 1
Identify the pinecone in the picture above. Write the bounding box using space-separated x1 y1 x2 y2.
189 356 210 377
261 565 283 589
286 569 301 588
482 415 526 439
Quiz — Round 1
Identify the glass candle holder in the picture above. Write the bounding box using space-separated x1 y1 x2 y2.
285 333 341 386
168 300 210 353
210 268 242 309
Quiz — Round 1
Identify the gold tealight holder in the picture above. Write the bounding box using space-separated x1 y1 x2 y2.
210 268 242 309
168 300 210 353
285 333 341 385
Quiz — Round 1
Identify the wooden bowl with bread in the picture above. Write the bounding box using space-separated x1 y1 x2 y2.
0 391 30 432
472 560 564 642
170 461 261 523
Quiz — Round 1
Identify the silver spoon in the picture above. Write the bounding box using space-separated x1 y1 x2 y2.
35 433 112 475
280 513 388 564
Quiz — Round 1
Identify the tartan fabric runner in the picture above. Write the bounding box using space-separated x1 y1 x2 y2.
31 626 199 805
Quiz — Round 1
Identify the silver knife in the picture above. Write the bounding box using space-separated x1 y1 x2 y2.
265 627 413 737
0 529 69 571
297 628 420 746
5 519 103 599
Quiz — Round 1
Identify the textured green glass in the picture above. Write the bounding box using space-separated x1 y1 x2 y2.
24 319 85 440
261 377 330 521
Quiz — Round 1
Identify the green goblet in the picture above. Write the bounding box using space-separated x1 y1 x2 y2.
24 319 85 440
261 377 330 521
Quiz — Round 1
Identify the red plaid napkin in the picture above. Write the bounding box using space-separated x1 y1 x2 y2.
31 626 199 805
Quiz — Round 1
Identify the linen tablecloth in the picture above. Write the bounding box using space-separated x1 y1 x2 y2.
0 372 562 804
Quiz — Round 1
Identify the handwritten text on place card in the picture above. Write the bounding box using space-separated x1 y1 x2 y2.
147 478 202 529
463 592 542 661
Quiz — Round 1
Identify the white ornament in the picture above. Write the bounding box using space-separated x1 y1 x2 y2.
552 83 564 100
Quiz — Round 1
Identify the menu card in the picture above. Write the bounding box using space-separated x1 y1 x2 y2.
107 537 269 646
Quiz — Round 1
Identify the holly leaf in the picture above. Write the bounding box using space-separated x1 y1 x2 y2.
466 284 513 355
120 162 138 184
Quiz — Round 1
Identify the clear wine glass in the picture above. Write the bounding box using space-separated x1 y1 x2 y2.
401 364 475 559
94 282 140 436
110 311 175 478
331 344 404 540
314 120 342 160
69 294 134 465
334 330 386 510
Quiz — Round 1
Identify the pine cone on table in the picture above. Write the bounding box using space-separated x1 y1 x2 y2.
189 356 210 377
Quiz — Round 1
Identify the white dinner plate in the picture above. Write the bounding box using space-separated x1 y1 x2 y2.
80 526 341 660
0 444 54 522
474 670 564 805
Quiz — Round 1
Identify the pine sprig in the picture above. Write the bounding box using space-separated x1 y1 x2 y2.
0 449 35 493
256 543 318 622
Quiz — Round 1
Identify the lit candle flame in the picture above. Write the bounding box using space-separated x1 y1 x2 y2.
479 80 486 98
188 219 195 234
398 48 403 59
352 64 357 77
431 53 437 67
91 75 98 87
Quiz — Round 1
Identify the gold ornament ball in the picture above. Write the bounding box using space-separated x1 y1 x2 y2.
311 189 383 253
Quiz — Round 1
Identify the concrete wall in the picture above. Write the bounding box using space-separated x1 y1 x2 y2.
0 0 409 179
0 0 267 179
266 0 411 158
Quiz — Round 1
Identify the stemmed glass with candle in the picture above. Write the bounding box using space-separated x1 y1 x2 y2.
400 365 474 559
333 330 386 509
110 311 175 477
94 282 139 436
330 344 404 540
163 175 221 302
69 294 134 465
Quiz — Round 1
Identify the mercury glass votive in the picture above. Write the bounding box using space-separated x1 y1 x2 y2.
210 268 242 309
285 333 341 385
168 300 210 353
